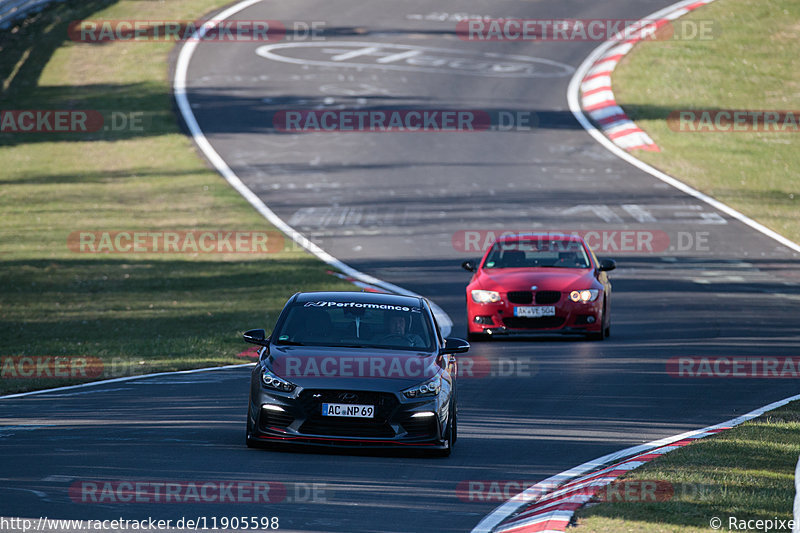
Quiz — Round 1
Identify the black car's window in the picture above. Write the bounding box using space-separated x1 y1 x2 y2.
274 301 434 351
484 240 590 269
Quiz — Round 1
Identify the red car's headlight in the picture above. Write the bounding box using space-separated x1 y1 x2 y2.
471 290 501 303
569 289 599 303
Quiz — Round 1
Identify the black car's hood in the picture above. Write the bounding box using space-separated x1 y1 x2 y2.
266 345 441 391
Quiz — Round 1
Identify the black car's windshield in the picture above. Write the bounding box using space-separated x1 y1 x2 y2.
484 240 591 269
274 300 435 351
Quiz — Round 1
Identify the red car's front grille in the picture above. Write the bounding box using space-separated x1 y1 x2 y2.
506 291 561 305
535 291 561 304
507 291 533 304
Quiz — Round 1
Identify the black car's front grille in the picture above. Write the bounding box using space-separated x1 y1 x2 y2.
506 291 532 304
503 317 566 329
258 410 294 430
535 291 561 305
298 389 399 438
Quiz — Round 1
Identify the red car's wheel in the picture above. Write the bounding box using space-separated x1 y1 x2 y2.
588 298 608 341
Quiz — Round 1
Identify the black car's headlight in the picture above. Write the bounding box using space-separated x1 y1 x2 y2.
261 368 296 392
569 289 599 303
403 375 441 399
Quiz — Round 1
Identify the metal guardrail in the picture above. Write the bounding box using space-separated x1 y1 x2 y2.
0 0 65 29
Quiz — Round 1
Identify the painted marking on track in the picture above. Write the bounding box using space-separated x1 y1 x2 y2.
622 204 657 223
289 203 727 230
562 204 624 224
42 475 75 482
0 487 51 502
318 83 393 96
0 425 55 439
255 41 575 78
38 387 131 398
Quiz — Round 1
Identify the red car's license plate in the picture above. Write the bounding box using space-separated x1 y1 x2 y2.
514 306 556 318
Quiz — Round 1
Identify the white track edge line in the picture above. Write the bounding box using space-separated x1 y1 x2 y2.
0 363 256 400
567 0 800 255
172 0 453 336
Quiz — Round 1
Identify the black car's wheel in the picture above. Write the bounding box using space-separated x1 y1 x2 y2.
246 412 263 448
246 420 258 448
451 403 458 444
433 404 456 457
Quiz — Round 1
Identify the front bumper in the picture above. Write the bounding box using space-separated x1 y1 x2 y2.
467 296 602 334
247 385 451 449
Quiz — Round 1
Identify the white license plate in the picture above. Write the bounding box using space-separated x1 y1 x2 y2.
321 403 374 418
514 306 556 318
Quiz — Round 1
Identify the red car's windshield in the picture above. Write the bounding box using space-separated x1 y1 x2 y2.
483 240 591 269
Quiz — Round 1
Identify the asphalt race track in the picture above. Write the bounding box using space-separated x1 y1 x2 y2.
2 1 800 531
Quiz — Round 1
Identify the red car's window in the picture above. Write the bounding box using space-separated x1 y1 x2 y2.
484 240 590 269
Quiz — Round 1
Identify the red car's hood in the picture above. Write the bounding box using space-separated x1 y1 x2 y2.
477 268 595 291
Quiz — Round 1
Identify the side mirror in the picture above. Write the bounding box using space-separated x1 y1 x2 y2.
442 337 470 354
243 328 269 346
598 259 616 272
461 259 478 272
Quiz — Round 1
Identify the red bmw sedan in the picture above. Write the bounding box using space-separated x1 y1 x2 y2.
462 233 615 340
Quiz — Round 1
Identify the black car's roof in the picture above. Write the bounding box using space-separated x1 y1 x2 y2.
292 291 423 308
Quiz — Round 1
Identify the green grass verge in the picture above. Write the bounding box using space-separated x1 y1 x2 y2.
574 400 800 531
575 3 800 528
0 0 353 395
611 0 800 243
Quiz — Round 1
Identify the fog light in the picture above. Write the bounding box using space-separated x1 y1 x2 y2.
586 316 596 324
474 315 494 324
262 404 285 412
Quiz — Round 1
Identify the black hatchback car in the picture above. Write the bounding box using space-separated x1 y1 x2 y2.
244 291 469 456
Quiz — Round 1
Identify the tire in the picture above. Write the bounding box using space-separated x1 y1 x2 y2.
587 300 608 341
433 405 455 457
246 412 261 448
451 404 458 444
246 421 258 448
